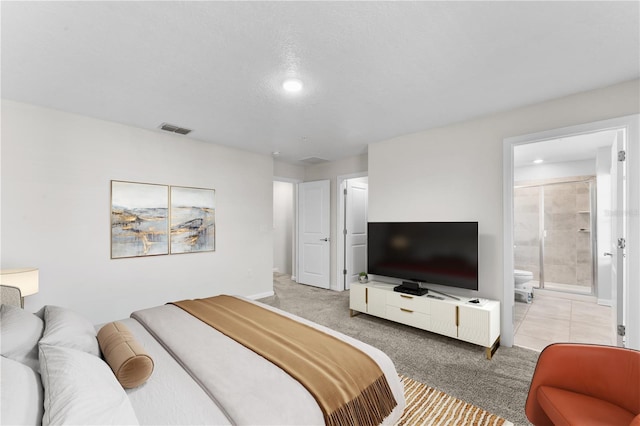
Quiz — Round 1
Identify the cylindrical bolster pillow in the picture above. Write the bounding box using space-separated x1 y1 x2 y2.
97 321 154 388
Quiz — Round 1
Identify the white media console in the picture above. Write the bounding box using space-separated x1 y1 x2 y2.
350 281 501 359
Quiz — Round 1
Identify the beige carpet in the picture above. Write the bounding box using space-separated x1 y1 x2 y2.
397 376 514 426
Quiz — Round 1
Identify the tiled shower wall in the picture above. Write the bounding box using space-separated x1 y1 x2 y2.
514 178 594 291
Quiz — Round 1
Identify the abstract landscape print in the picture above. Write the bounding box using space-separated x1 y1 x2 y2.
170 186 215 254
111 181 169 258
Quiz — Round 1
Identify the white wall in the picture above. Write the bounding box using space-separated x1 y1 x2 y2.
1 100 274 324
273 181 294 275
304 154 368 290
369 79 640 341
274 160 305 181
514 159 595 182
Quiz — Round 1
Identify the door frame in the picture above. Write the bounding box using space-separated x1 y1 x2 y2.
503 114 640 349
336 172 368 291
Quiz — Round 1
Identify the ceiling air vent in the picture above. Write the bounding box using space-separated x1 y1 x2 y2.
159 123 192 135
299 157 329 165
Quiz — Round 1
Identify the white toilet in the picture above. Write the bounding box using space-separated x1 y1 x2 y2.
514 269 533 303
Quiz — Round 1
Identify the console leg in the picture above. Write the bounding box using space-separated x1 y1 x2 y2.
485 336 500 360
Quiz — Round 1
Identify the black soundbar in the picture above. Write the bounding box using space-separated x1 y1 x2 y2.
393 284 428 296
394 281 461 300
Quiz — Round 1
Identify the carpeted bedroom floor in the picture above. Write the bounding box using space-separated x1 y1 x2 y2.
259 274 538 426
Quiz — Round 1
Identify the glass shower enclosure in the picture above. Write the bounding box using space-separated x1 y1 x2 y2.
514 177 597 295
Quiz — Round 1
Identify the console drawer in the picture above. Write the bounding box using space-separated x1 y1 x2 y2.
386 292 430 314
386 305 430 329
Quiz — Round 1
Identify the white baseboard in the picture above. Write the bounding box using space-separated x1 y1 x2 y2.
272 267 280 273
597 298 613 307
290 275 297 281
247 290 275 300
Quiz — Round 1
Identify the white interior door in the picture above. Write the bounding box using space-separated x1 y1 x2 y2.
611 130 627 347
297 180 330 289
345 180 368 290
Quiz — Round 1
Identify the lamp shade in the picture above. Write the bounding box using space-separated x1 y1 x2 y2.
0 268 39 296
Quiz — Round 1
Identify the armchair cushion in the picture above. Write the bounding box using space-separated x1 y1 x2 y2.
526 343 640 426
537 386 635 426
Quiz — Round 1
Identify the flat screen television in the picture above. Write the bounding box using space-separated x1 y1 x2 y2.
367 222 478 291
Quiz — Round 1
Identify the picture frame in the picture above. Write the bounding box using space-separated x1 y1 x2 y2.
170 186 216 254
110 181 169 259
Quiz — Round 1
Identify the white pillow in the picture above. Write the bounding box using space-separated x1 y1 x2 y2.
0 304 44 371
39 344 139 426
0 355 44 426
39 305 100 356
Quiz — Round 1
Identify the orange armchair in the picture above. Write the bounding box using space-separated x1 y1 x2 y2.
525 343 640 426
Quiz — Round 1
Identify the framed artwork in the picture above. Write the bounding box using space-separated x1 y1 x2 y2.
111 181 169 258
170 186 216 254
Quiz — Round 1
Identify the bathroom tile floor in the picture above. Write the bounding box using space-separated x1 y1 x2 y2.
514 292 614 352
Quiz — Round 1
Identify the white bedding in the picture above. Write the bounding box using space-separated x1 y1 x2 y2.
1 298 404 425
118 318 232 425
130 298 406 425
0 356 43 426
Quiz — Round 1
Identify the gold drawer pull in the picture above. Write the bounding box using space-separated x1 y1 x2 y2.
400 295 413 299
400 308 414 313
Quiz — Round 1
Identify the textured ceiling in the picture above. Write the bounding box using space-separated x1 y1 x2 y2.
2 1 639 165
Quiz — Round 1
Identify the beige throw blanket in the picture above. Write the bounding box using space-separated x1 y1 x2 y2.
171 295 397 426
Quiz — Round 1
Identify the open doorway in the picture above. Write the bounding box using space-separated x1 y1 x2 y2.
503 114 639 350
511 130 618 351
273 179 298 281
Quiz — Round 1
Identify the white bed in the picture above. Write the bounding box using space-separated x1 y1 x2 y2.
0 297 405 425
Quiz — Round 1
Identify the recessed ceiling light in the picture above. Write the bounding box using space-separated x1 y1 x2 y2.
282 79 303 93
272 151 281 156
533 159 544 164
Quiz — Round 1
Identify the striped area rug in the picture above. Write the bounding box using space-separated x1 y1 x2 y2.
396 375 514 426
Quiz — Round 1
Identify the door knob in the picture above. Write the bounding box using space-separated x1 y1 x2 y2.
604 252 613 256
320 238 329 242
